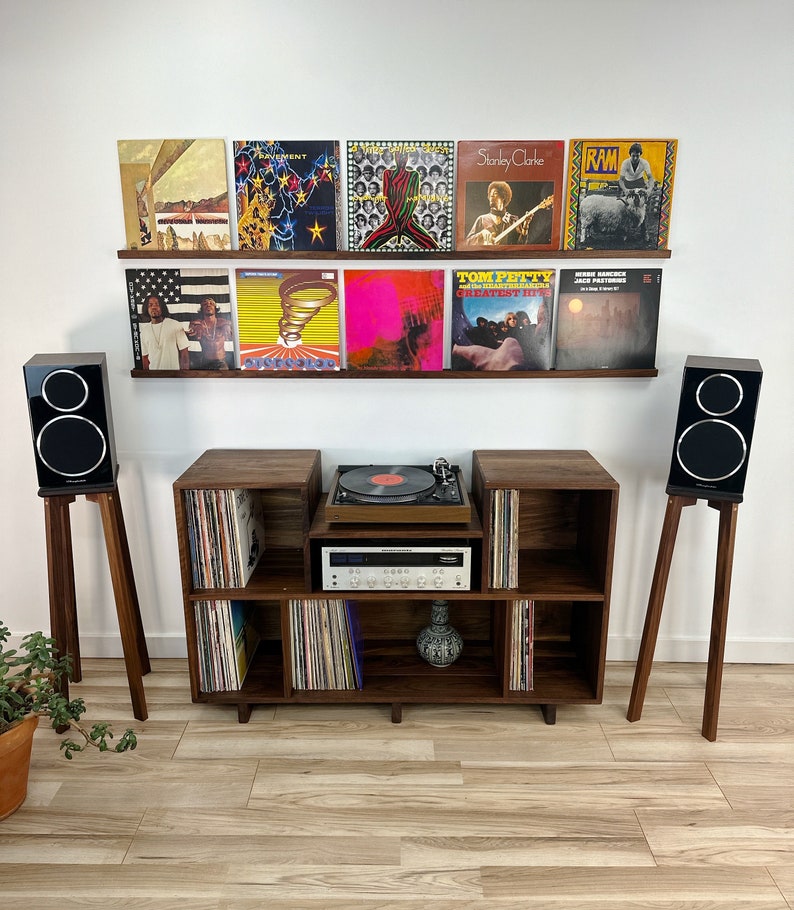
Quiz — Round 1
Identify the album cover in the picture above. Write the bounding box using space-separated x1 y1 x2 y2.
450 269 556 371
235 268 340 371
456 140 565 251
117 139 231 251
234 140 342 251
343 269 445 371
125 268 233 371
346 140 454 252
555 268 663 370
563 139 678 250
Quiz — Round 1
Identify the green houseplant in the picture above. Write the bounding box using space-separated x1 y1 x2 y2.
0 622 137 818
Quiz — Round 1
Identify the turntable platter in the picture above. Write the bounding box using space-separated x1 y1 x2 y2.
338 465 436 502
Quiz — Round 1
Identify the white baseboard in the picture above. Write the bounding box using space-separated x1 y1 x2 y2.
607 635 794 664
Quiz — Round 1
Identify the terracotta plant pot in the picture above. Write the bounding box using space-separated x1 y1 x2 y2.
0 714 39 820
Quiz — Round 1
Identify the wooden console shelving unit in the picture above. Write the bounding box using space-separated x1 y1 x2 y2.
173 448 618 723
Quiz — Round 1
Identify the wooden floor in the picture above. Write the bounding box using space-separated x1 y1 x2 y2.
1 659 793 908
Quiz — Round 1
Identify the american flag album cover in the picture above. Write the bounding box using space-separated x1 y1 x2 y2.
125 268 234 371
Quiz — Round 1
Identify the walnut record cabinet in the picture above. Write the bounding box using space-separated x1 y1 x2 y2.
173 448 618 724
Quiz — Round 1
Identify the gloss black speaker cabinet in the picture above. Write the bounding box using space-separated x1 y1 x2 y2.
666 355 762 503
24 353 118 496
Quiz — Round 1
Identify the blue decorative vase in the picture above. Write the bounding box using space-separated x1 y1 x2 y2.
416 600 463 667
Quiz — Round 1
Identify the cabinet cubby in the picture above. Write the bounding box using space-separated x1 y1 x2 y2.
173 448 618 723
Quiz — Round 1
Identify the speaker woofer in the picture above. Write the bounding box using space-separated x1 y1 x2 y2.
36 415 108 477
676 419 746 482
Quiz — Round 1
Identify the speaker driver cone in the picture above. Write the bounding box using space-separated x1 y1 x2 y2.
676 419 747 482
696 373 743 416
36 415 107 477
41 369 89 412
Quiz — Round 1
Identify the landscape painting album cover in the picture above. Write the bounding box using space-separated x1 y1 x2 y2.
555 268 663 370
234 140 342 251
235 268 340 371
346 140 454 252
450 269 556 371
456 140 565 251
343 269 445 371
125 268 234 371
117 139 231 251
563 138 678 251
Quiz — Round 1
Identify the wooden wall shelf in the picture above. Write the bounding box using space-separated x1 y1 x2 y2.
122 247 667 380
131 368 658 380
119 248 672 261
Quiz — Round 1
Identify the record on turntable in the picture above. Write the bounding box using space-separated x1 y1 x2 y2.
324 459 472 524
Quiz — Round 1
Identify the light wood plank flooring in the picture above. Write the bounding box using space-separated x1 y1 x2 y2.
1 659 793 908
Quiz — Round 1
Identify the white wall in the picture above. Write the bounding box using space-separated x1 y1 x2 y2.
1 0 791 662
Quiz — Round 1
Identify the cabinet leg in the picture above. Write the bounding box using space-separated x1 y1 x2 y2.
391 703 403 724
627 495 696 722
237 704 252 724
540 704 557 725
702 501 739 742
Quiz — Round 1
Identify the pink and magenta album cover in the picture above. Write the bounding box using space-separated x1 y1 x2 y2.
343 269 445 371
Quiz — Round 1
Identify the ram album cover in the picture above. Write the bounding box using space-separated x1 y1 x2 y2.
343 269 445 371
456 140 565 251
346 140 454 252
235 268 340 371
117 139 231 251
554 268 662 370
450 269 556 371
125 268 234 371
563 139 677 251
234 140 342 251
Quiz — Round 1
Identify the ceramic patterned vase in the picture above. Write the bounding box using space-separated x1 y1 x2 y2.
416 600 463 668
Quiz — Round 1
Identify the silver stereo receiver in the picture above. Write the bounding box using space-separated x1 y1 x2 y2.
321 544 472 592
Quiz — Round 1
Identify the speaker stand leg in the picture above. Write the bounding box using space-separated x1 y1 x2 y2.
702 500 739 742
627 495 696 723
43 495 80 696
88 490 150 721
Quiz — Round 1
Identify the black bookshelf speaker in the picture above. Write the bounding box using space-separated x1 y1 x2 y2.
23 353 118 496
666 355 762 503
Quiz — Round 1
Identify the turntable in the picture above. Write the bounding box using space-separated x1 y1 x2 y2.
324 457 472 523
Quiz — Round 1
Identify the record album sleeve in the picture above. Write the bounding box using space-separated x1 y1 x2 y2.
563 138 677 251
234 139 342 251
347 140 454 252
236 268 340 371
125 268 234 371
343 269 445 371
450 269 556 371
456 140 565 251
117 139 231 251
555 268 662 370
